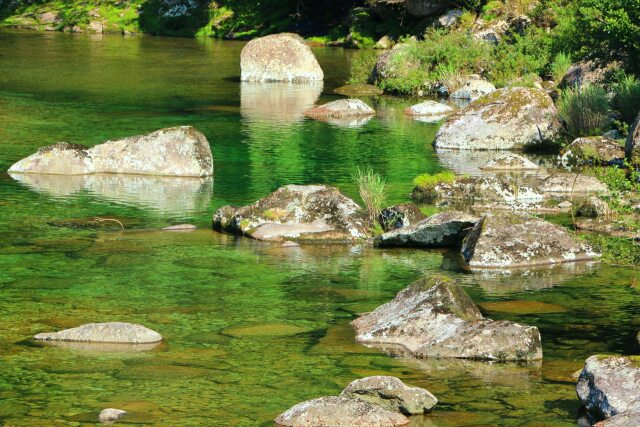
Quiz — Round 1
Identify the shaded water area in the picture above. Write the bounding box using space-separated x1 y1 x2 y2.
0 30 639 426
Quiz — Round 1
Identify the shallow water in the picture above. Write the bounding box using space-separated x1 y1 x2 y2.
0 30 639 426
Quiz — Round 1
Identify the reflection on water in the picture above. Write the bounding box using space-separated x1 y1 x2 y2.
435 149 546 176
10 173 213 216
240 82 323 123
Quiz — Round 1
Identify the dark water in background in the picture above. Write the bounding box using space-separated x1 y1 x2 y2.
0 29 638 426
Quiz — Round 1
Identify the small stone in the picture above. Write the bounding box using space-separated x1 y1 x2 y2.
404 101 453 120
340 376 437 415
304 99 375 119
162 224 197 231
99 408 127 424
34 322 162 344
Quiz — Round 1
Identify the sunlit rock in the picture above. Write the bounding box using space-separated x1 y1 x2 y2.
462 212 600 269
352 275 543 361
561 136 625 166
212 185 368 242
240 82 323 122
480 153 540 171
9 126 213 177
404 101 453 122
450 79 496 102
240 33 324 83
34 322 162 344
99 408 127 424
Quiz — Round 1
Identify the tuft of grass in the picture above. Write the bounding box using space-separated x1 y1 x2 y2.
557 85 612 139
413 171 456 189
549 52 572 83
611 72 640 126
354 167 387 228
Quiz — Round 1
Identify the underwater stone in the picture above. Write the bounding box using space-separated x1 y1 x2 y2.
34 322 163 344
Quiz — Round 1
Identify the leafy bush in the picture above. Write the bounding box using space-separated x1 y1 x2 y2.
354 167 387 227
557 85 612 139
611 72 640 125
549 52 572 83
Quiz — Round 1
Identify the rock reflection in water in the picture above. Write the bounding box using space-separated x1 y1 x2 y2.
435 149 546 177
240 82 323 123
10 173 213 216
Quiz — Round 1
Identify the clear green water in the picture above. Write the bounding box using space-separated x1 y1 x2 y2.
0 30 639 426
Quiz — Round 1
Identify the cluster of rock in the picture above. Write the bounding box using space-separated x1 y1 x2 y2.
9 126 213 178
275 376 437 426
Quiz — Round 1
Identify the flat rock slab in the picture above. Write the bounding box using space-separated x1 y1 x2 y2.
577 355 640 419
9 126 213 177
274 396 409 426
375 211 478 248
240 33 323 83
34 322 162 344
340 376 437 415
352 276 542 361
434 87 558 150
462 212 599 269
162 224 197 231
212 185 367 242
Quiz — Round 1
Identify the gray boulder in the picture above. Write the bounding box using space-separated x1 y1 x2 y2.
434 87 559 150
480 153 540 171
561 61 617 89
99 408 127 424
627 112 640 165
274 396 409 427
34 322 162 344
461 212 600 269
352 275 543 361
9 127 213 177
450 79 496 102
436 9 463 28
375 211 477 248
577 355 640 420
561 136 625 166
594 412 640 427
340 376 437 415
378 203 426 231
212 185 368 242
240 33 324 83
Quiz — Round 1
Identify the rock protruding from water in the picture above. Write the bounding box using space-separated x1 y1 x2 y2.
9 127 213 177
461 212 600 269
561 136 625 166
379 203 426 232
577 355 640 420
450 79 496 101
404 101 453 121
340 376 437 415
304 99 375 119
480 153 540 171
240 33 323 83
375 211 477 248
99 408 127 424
352 275 543 361
34 322 163 344
434 87 558 150
274 396 409 427
212 185 368 242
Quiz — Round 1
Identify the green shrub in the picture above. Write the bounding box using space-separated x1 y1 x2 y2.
354 167 387 227
348 50 379 85
557 85 612 139
413 171 456 189
549 52 572 83
611 72 640 125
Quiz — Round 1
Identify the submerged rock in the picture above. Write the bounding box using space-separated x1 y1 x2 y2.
162 224 197 231
304 99 375 119
450 79 496 102
334 84 383 97
34 322 162 344
99 408 127 424
480 153 539 171
461 212 600 269
561 136 625 166
352 275 543 361
274 396 409 426
404 101 453 121
378 203 426 231
340 376 437 415
212 185 367 242
577 355 640 420
240 33 323 83
434 87 558 150
375 211 477 248
9 126 213 177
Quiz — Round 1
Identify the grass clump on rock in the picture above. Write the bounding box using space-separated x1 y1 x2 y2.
411 171 456 203
557 85 611 139
354 166 387 231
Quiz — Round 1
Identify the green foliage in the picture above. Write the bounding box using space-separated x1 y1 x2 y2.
557 85 612 139
595 165 640 194
413 171 456 189
354 166 387 227
610 72 640 125
348 50 379 85
585 234 640 267
549 52 572 83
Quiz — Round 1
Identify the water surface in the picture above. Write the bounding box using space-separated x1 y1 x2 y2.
0 30 639 426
